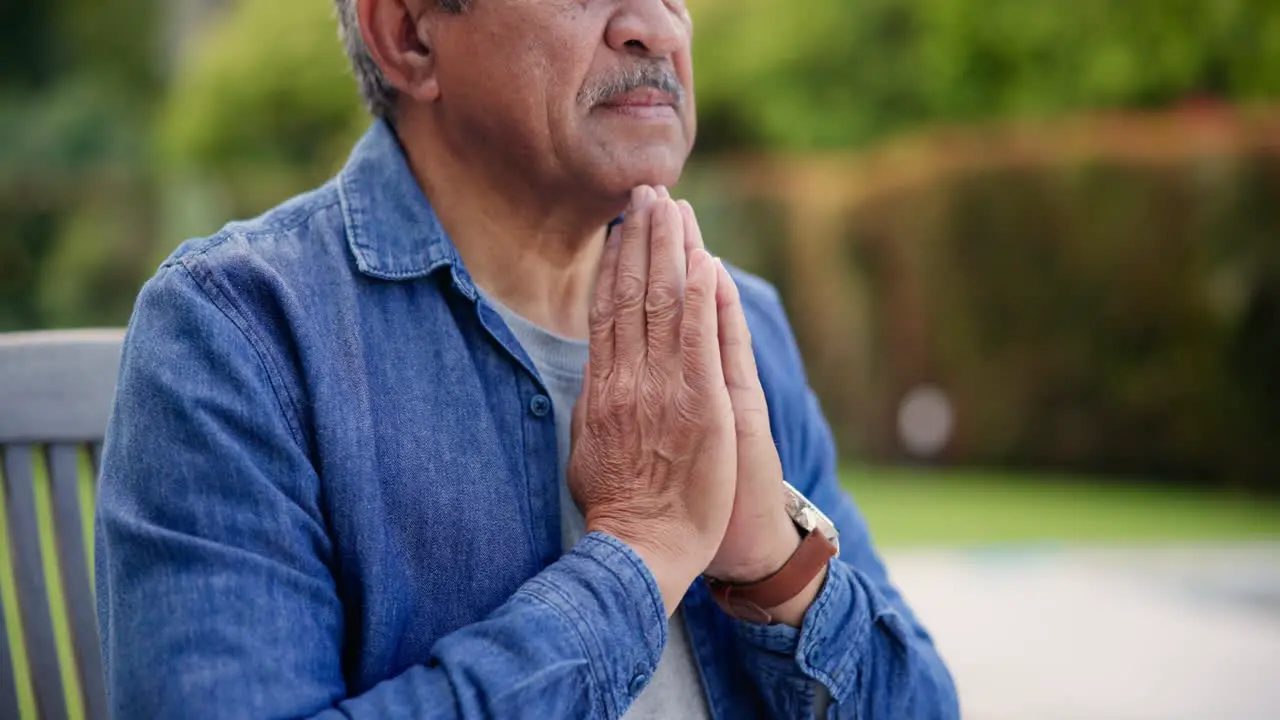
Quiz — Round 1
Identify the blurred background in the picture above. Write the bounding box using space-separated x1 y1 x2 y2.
1 0 1279 717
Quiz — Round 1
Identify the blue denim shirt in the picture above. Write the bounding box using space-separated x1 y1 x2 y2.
96 120 958 719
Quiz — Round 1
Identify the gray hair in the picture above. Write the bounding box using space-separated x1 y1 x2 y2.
333 0 469 118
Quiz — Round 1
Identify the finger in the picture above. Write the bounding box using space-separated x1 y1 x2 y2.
615 186 657 370
655 185 671 200
714 258 762 391
714 259 772 437
588 224 623 379
680 248 726 392
677 200 705 260
646 199 687 364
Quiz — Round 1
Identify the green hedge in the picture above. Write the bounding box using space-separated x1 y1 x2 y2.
684 114 1280 491
694 0 1280 151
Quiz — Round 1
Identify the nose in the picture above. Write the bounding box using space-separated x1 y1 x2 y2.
605 0 687 58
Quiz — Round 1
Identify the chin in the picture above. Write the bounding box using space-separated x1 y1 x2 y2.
597 144 689 196
622 163 684 191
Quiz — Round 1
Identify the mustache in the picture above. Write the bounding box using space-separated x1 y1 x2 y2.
578 62 685 107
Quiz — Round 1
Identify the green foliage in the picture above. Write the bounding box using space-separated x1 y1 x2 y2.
0 4 57 90
37 192 155 329
738 124 1280 490
52 0 163 94
693 0 1280 150
0 0 158 93
0 0 159 332
160 0 366 217
844 467 1280 547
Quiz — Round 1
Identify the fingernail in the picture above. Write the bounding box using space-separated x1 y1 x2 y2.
655 186 670 199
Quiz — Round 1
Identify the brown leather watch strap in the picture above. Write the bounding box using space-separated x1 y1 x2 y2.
705 529 838 624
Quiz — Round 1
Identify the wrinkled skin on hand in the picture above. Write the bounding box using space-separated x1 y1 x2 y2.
568 186 737 614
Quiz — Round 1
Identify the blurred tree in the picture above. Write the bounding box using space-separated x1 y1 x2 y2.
0 4 56 91
0 0 160 332
53 0 163 94
693 0 1280 151
159 0 366 219
692 113 1280 490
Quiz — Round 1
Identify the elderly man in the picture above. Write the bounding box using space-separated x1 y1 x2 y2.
96 0 957 717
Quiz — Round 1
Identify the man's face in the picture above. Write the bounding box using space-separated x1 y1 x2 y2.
431 0 696 202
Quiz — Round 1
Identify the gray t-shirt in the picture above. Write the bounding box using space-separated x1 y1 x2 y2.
487 296 711 720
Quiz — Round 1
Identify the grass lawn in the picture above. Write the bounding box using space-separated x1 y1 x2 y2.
1 463 1277 719
842 466 1280 548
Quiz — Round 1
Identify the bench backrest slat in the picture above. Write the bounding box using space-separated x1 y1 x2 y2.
0 329 122 720
0 330 124 445
3 445 70 720
47 444 107 720
0 544 18 720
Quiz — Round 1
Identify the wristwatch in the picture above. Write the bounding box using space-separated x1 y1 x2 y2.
705 481 840 623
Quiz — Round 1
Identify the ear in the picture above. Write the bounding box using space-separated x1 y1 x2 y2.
358 0 440 104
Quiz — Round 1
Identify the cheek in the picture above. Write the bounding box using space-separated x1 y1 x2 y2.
440 37 554 141
544 39 601 126
677 55 697 142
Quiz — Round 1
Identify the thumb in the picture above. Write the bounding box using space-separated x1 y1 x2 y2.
714 259 772 441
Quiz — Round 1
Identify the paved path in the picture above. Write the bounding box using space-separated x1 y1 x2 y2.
884 544 1280 719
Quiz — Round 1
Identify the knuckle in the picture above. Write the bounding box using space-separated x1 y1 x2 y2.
614 272 647 310
722 323 753 349
622 221 646 245
582 416 612 446
673 389 705 425
604 376 636 417
684 274 713 307
588 297 612 330
735 404 772 439
647 306 681 332
721 339 750 365
679 323 706 356
645 281 681 312
638 374 668 416
680 360 709 392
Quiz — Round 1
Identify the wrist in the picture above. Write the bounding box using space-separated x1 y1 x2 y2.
706 515 801 584
759 562 827 628
705 521 836 627
588 521 697 618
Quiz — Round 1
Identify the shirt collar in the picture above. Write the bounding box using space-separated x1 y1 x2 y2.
337 119 464 285
337 119 625 290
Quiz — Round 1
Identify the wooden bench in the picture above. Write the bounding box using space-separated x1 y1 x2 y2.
0 330 122 720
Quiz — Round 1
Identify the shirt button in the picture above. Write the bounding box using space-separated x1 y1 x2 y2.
628 672 650 696
529 394 552 418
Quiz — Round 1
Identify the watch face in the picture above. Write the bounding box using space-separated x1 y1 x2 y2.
782 481 840 554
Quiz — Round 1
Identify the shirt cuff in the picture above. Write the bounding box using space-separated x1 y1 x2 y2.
733 558 867 701
517 532 668 719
